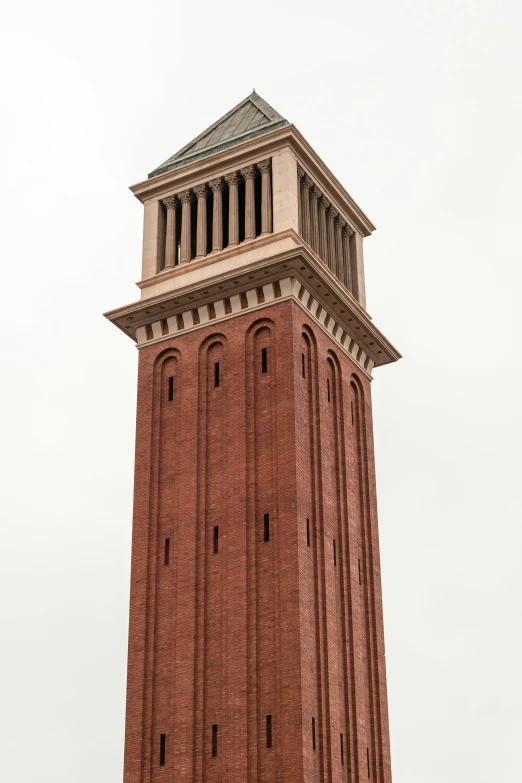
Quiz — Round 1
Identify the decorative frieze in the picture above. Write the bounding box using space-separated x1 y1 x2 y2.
134 275 375 378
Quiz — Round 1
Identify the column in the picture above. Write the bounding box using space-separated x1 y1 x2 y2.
258 159 272 235
162 195 179 269
342 224 353 291
310 186 321 255
335 215 344 281
300 173 312 245
179 190 193 264
194 184 209 259
209 178 225 253
241 165 257 240
297 164 305 236
326 205 337 275
318 196 329 262
225 172 240 247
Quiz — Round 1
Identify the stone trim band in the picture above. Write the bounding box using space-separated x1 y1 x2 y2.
135 276 375 378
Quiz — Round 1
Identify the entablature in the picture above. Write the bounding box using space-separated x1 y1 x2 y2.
104 238 400 374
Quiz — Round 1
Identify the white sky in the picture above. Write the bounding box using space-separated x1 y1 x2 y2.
1 1 521 781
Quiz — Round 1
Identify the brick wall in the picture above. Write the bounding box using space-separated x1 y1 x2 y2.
123 299 391 783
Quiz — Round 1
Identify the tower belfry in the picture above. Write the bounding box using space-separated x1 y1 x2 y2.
106 91 400 783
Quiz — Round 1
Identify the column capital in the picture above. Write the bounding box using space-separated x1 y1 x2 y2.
179 189 194 205
193 184 209 199
225 171 241 187
162 195 179 210
327 205 338 220
319 195 330 211
297 163 306 180
335 214 344 228
257 158 272 175
209 177 225 193
241 165 257 181
301 174 312 191
342 223 354 237
310 185 321 201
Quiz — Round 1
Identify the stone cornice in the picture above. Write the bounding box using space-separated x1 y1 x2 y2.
129 124 376 238
133 279 377 379
104 230 400 369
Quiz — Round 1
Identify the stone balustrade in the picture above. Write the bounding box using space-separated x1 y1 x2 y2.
297 164 356 293
159 158 273 269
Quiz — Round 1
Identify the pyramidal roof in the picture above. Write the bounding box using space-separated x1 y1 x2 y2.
149 91 288 179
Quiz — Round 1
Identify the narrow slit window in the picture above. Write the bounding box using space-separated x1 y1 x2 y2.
306 518 310 547
214 362 220 388
164 538 170 566
367 747 370 778
351 400 354 425
358 558 362 585
327 378 331 402
340 733 344 766
212 724 218 757
159 734 166 766
213 526 219 554
312 717 316 751
302 353 306 378
266 714 272 748
333 539 337 567
168 376 174 401
261 347 268 374
264 513 270 542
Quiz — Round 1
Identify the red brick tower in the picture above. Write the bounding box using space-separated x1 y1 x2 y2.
106 92 400 783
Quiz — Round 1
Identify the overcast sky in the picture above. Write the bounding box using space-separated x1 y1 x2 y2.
1 1 521 781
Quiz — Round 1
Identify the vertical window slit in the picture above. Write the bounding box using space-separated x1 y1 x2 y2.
212 724 218 757
261 347 268 374
358 558 362 585
159 734 166 766
306 518 310 547
266 714 272 748
264 513 270 542
213 526 219 554
214 362 220 387
168 376 174 401
302 352 306 378
164 538 170 566
351 400 354 425
327 377 331 402
333 539 337 567
312 717 316 751
367 747 370 778
340 733 344 766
